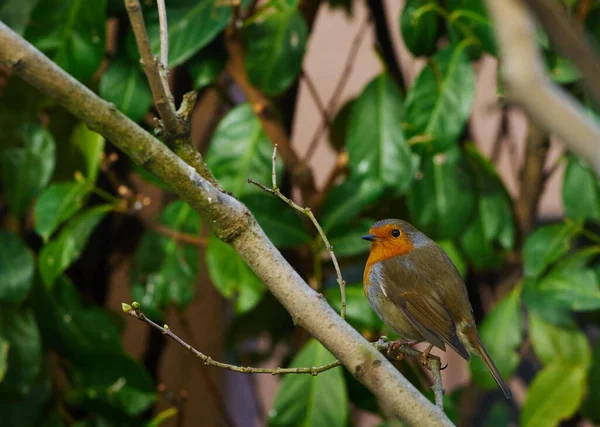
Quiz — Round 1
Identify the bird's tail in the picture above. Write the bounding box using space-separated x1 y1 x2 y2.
465 326 512 399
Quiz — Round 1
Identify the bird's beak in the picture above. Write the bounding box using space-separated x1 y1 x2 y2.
362 234 377 242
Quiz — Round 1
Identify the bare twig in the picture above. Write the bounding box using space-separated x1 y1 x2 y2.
151 223 207 246
249 145 347 319
0 22 452 425
486 0 600 177
375 337 444 410
156 0 169 75
524 0 600 106
123 303 342 375
304 17 370 163
124 0 182 139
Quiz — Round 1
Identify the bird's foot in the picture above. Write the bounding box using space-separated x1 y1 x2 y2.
418 344 437 367
387 339 419 361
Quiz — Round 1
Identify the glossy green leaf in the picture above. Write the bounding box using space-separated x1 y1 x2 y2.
400 0 439 57
562 154 600 220
99 58 153 123
131 201 201 319
582 341 600 423
269 339 347 427
347 73 416 190
446 0 496 57
521 277 574 328
528 312 591 366
144 0 232 67
523 221 582 278
0 308 42 396
68 352 156 416
329 218 376 258
206 103 282 196
329 98 354 152
321 178 384 232
38 205 111 289
33 276 121 362
188 39 227 90
0 366 51 427
326 283 383 332
34 181 90 242
206 236 265 314
241 193 311 247
460 215 504 270
436 240 466 278
0 0 39 35
244 9 308 95
0 232 34 303
521 360 587 427
407 146 476 239
536 263 600 311
1 124 56 217
70 123 105 183
25 0 106 82
404 44 475 152
470 286 522 390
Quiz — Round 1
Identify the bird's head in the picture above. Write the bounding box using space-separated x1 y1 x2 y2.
362 219 423 258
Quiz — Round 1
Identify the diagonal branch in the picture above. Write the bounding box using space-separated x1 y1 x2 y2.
0 22 452 426
485 0 600 177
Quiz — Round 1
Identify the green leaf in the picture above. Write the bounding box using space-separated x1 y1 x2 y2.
562 154 600 220
400 0 439 57
436 240 466 278
536 263 600 311
0 337 8 383
70 123 105 183
0 232 34 303
329 218 376 258
146 408 178 427
347 73 416 190
68 352 156 417
244 9 308 95
446 0 496 57
321 178 384 232
38 205 111 289
206 103 282 196
326 283 383 332
99 57 153 123
528 312 591 367
546 54 579 84
521 360 587 427
131 201 201 318
241 193 311 247
34 181 90 242
33 276 121 359
582 341 600 423
329 98 354 152
0 307 42 396
269 339 347 427
188 39 227 90
0 366 51 427
206 236 265 314
522 221 582 278
1 124 56 217
407 146 476 239
25 0 106 82
404 44 475 152
0 0 40 35
144 0 232 67
470 286 522 390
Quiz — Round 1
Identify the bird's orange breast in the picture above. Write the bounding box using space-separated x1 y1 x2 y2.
363 237 414 293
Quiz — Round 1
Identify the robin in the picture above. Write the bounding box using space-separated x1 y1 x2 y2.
362 218 511 399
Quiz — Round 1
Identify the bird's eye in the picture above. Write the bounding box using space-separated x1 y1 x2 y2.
391 229 401 238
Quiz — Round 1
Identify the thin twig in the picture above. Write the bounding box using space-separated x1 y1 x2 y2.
302 69 333 131
124 0 183 140
151 223 208 247
304 17 370 163
156 0 169 77
123 303 342 375
374 337 444 410
249 145 347 320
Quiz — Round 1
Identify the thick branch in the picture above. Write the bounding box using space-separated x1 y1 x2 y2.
224 30 317 207
523 0 600 106
485 0 600 177
0 22 451 426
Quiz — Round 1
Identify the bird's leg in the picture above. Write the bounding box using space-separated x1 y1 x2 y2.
418 344 435 367
387 339 420 360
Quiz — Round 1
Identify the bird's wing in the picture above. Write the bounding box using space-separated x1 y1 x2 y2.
380 256 470 360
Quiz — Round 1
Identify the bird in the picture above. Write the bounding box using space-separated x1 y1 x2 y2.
362 218 512 399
